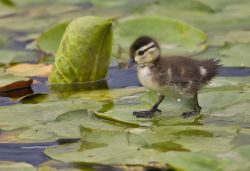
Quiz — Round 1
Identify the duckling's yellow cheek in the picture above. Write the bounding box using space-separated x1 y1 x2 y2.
135 55 146 63
145 53 156 62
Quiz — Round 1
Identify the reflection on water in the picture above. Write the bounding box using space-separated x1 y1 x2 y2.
49 79 109 93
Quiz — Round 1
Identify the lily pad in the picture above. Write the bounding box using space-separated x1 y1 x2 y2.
0 50 38 65
6 63 52 77
48 16 113 84
36 22 69 54
208 30 250 46
0 0 15 7
0 35 7 47
1 1 250 169
0 161 36 171
94 84 250 127
0 73 30 87
34 15 207 65
162 152 225 171
0 98 102 131
18 109 125 141
44 125 239 169
139 0 250 32
113 16 207 63
219 43 250 67
203 101 250 128
0 86 145 142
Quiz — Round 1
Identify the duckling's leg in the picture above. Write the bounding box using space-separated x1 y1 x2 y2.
181 92 201 118
133 95 164 118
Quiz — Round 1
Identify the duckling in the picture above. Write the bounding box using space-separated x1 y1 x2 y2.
128 36 221 118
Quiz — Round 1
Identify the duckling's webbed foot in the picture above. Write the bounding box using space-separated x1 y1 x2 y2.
133 95 164 118
133 108 159 118
181 92 201 118
181 111 199 118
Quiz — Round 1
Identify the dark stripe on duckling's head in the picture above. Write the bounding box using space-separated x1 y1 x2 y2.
130 36 160 60
137 42 156 55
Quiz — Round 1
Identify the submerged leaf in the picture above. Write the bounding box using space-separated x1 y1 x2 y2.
48 16 113 84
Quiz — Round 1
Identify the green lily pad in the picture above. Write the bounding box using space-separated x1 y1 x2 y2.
208 76 250 88
152 0 214 12
0 73 30 87
48 16 113 84
203 101 250 128
0 0 15 7
0 50 38 65
113 16 207 63
45 143 228 170
218 145 250 171
208 30 250 46
162 152 225 171
94 84 250 127
45 142 163 165
138 0 250 32
36 22 69 54
219 43 250 67
2 1 250 169
44 124 238 169
0 86 145 142
0 35 7 47
0 98 102 131
18 109 124 141
0 161 36 171
34 16 207 65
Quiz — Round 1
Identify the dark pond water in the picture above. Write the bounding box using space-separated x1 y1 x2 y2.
32 66 250 94
0 66 250 167
0 142 54 166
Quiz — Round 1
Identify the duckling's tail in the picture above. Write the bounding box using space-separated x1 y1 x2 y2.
199 58 222 84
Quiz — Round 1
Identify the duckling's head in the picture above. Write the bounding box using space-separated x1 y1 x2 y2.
129 36 160 66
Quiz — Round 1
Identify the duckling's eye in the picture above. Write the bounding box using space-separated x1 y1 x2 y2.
138 50 144 55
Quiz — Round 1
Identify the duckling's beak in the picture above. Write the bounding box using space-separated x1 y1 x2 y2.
126 58 136 69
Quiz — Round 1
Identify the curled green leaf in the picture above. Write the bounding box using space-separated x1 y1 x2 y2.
48 16 113 84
